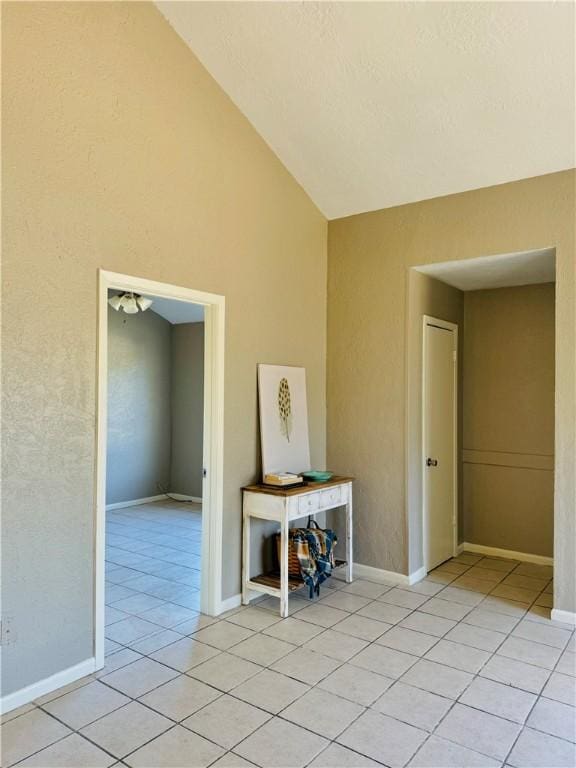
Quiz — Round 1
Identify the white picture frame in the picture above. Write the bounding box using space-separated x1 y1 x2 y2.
258 364 311 478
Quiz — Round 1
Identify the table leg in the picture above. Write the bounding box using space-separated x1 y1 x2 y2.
242 511 250 606
345 484 353 583
280 515 289 618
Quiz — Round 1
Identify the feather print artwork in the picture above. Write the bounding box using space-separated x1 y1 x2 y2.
278 377 292 442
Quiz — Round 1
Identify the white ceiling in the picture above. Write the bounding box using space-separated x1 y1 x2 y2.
109 291 205 323
414 248 556 292
150 296 205 324
158 2 575 219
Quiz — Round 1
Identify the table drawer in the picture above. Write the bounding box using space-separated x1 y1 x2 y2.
320 486 341 508
298 493 320 515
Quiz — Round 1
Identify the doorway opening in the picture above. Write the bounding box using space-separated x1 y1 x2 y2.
413 247 556 611
95 271 225 668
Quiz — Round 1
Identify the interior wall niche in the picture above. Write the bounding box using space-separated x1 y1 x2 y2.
462 282 555 556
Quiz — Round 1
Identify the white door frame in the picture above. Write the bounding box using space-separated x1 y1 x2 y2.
422 315 458 572
95 269 225 668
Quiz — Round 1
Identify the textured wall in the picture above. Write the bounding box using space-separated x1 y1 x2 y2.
2 2 326 696
171 323 204 498
328 170 575 613
462 283 555 556
107 304 172 505
407 271 463 574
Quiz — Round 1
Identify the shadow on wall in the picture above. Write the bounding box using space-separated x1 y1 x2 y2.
107 304 204 504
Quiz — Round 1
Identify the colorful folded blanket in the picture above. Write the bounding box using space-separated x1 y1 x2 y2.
289 523 338 598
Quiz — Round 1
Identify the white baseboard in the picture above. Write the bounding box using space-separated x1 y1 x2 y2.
106 494 167 511
353 563 425 587
0 657 96 715
551 609 576 626
408 566 427 585
218 593 242 614
460 542 553 566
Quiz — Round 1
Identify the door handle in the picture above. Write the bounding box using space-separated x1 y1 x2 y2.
426 458 438 467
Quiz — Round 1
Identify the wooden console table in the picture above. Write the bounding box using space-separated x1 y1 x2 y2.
242 476 354 617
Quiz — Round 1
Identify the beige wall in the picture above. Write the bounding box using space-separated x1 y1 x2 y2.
1 2 326 696
462 283 555 556
407 271 463 573
171 322 205 499
328 170 575 612
107 304 172 504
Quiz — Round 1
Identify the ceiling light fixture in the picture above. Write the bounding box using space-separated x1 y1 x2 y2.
108 292 153 314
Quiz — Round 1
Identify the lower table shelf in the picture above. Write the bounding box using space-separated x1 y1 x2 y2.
249 560 348 595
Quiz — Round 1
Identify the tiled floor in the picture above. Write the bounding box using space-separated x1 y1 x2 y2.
2 513 575 767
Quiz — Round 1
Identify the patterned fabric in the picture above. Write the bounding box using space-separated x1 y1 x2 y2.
289 520 338 598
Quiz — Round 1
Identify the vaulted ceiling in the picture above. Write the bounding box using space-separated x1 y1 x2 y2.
158 2 575 219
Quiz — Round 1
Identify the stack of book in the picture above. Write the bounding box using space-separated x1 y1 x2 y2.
263 472 303 488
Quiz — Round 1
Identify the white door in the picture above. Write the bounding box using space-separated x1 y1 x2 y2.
423 317 457 571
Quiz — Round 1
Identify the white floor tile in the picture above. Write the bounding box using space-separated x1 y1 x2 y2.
375 625 439 656
308 742 382 767
318 663 394 706
526 697 576 742
125 725 224 768
191 621 255 650
338 708 427 766
42 681 130 729
230 632 296 666
281 687 364 739
236 718 329 768
80 702 172 759
542 672 576 706
16 733 116 768
138 675 221 721
508 727 576 767
303 628 369 661
1 709 71 767
435 703 521 760
350 643 417 679
187 651 262 692
101 657 179 698
182 695 270 749
400 659 473 699
232 668 309 714
150 636 220 672
409 735 501 767
373 680 452 731
459 677 537 724
480 653 551 695
263 617 325 645
424 638 491 673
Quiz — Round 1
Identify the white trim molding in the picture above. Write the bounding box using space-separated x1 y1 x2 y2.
168 494 202 503
96 270 225 670
551 609 576 626
408 566 427 585
218 593 243 613
353 563 426 587
0 658 96 715
106 494 168 511
459 542 553 566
